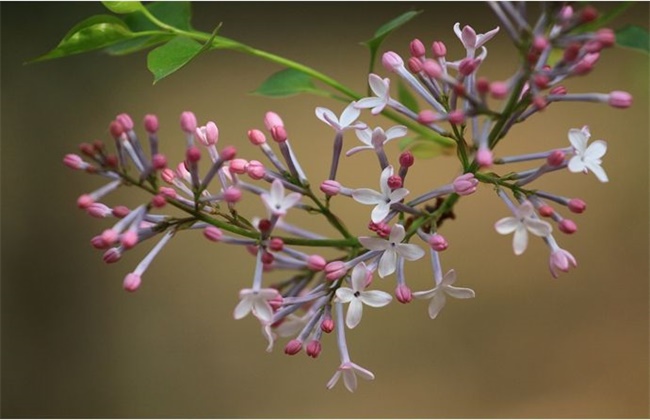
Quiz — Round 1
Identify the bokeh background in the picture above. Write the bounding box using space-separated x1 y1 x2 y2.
2 2 648 418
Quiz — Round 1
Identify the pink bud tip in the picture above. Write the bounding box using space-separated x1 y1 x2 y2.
534 74 549 89
258 219 272 233
387 175 403 189
490 81 508 99
159 186 177 199
105 155 118 168
152 153 167 170
262 252 275 265
476 77 490 94
123 273 142 292
563 43 581 62
381 51 404 72
90 235 108 250
559 5 573 21
264 112 284 130
63 154 84 170
568 199 586 214
325 261 347 281
220 145 237 161
284 339 303 355
596 28 615 48
453 173 478 196
428 233 448 251
77 194 94 209
306 340 322 358
270 126 287 143
269 294 283 311
246 160 265 180
103 248 122 264
417 110 437 124
409 39 426 57
121 230 139 249
399 151 415 168
161 168 176 184
320 180 341 196
559 219 578 234
407 57 423 73
608 91 633 109
532 96 548 110
180 111 197 134
321 317 334 333
395 284 413 304
229 159 248 174
458 58 478 76
116 113 134 131
580 5 598 23
307 255 327 271
422 59 442 78
549 249 577 278
86 203 112 218
109 121 124 138
538 205 554 218
247 129 267 145
547 150 565 167
448 110 465 125
186 146 201 162
112 206 130 218
584 40 603 54
205 121 219 144
376 223 391 238
431 41 447 58
532 36 548 53
151 194 166 208
101 229 118 246
550 85 567 96
476 148 493 167
224 187 242 203
269 238 284 252
203 226 223 242
143 114 159 133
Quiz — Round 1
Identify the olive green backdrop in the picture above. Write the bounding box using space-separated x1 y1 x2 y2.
2 2 649 418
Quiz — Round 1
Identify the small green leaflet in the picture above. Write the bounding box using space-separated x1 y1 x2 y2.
253 68 327 98
616 25 650 54
102 1 143 14
29 15 136 62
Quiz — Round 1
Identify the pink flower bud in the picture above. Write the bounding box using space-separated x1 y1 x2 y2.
269 237 284 252
152 153 167 170
418 109 437 124
247 129 266 145
584 40 603 54
490 81 508 99
550 85 567 96
448 110 465 125
458 58 478 76
307 255 326 271
109 121 124 138
532 96 548 110
269 294 283 311
204 226 223 242
325 261 347 281
101 229 118 246
428 233 448 251
320 180 341 196
533 74 549 89
116 113 134 131
270 126 287 143
161 168 175 184
306 340 322 358
580 5 598 23
453 173 478 196
87 203 112 218
112 206 130 218
538 205 554 218
123 273 142 292
476 148 493 168
264 112 284 130
220 146 237 161
407 57 423 73
284 339 302 355
568 199 586 214
261 251 274 265
186 146 201 163
121 230 138 249
321 317 334 333
381 51 404 72
223 187 243 203
549 249 577 278
563 43 581 62
257 219 272 233
476 77 490 94
399 151 415 168
229 159 248 174
387 175 403 189
596 28 615 48
431 41 447 58
422 59 442 78
143 114 159 133
77 194 94 209
546 150 565 167
205 121 219 144
573 53 599 75
103 248 121 264
559 5 573 21
151 194 166 208
559 219 577 234
608 91 633 109
376 223 392 238
409 39 426 57
395 284 413 304
159 186 177 199
246 160 265 180
63 154 84 170
532 36 548 53
90 235 108 249
180 111 197 134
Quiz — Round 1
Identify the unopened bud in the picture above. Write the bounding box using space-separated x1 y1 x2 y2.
270 126 287 143
409 39 426 57
269 237 284 252
264 112 284 130
246 160 265 180
428 233 448 251
143 114 159 133
538 205 554 217
186 146 201 162
116 113 134 131
399 151 415 168
395 284 413 304
307 255 327 271
431 41 447 58
568 199 586 214
204 226 223 242
224 187 242 203
247 129 266 145
422 59 442 78
306 340 322 358
387 175 403 189
546 150 565 167
123 273 141 292
320 180 341 196
381 51 404 72
608 91 632 109
180 111 197 134
284 339 303 355
559 219 577 234
325 261 347 281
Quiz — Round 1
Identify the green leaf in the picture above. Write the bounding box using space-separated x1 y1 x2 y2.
29 15 135 62
362 10 422 75
616 25 650 54
399 137 447 159
102 1 143 14
252 68 323 98
147 36 204 83
397 80 420 113
122 1 192 32
105 34 172 56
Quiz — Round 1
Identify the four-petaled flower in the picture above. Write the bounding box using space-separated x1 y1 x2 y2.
352 166 409 223
413 269 475 319
549 248 578 278
315 101 366 132
453 23 500 56
359 224 425 278
494 201 552 255
335 263 392 329
355 74 391 115
233 288 279 324
567 126 608 183
261 179 303 216
346 125 408 157
326 361 375 393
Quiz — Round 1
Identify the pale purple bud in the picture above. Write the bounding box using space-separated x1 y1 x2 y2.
264 111 284 130
204 226 223 242
320 179 341 196
549 249 577 278
381 51 405 72
229 158 248 174
205 121 219 144
428 233 448 251
63 154 85 170
608 91 633 109
476 148 493 167
123 273 142 292
224 187 242 203
418 110 437 124
431 41 447 58
307 254 326 271
453 173 478 196
116 113 134 131
86 203 112 218
422 59 442 78
559 5 574 21
247 129 266 145
568 199 586 214
325 261 347 281
395 284 413 304
143 114 159 133
409 39 426 57
180 111 197 134
246 160 265 180
121 230 138 249
161 168 176 184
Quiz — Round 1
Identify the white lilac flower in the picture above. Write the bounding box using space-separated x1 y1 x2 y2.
352 166 409 223
494 201 552 255
346 125 407 157
335 263 392 329
567 127 608 183
359 224 425 278
453 23 500 56
413 269 475 319
261 323 275 352
326 361 375 392
233 288 279 324
315 101 366 132
260 179 303 216
355 74 391 115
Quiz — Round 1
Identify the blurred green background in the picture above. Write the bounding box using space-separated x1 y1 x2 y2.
2 2 648 418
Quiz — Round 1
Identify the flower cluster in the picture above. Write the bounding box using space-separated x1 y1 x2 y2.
64 3 631 392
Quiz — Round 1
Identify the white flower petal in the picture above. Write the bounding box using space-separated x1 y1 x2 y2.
326 370 342 390
355 127 373 146
388 188 409 203
368 74 389 97
378 249 397 278
526 218 552 237
336 287 355 303
584 140 607 160
517 201 535 218
351 363 375 381
350 263 368 292
252 299 274 323
270 179 284 205
512 225 529 255
568 129 588 153
342 368 358 393
413 288 436 300
379 165 394 195
358 236 389 251
340 102 361 128
440 269 457 287
233 297 253 319
384 125 408 141
315 107 338 128
389 224 406 243
370 202 390 223
397 243 425 261
584 160 609 182
281 192 303 210
567 156 587 173
352 188 383 205
495 217 519 234
346 299 364 329
360 290 393 307
445 285 475 299
427 292 446 319
355 97 384 111
346 145 374 157
476 26 500 48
